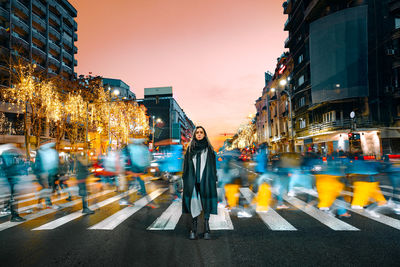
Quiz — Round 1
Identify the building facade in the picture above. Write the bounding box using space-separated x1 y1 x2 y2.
137 87 195 147
283 0 400 157
0 0 78 83
256 53 294 153
102 78 136 100
0 0 77 148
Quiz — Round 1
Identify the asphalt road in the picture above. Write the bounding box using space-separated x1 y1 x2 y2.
1 167 400 266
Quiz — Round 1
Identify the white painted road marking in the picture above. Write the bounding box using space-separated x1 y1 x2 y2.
282 195 359 231
32 188 139 230
147 200 182 230
240 188 297 231
89 188 167 230
0 189 114 232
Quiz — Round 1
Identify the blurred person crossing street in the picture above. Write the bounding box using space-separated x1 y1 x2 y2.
34 142 59 209
75 153 95 215
0 144 27 222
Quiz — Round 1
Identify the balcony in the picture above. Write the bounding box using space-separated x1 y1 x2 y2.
48 54 59 64
0 6 9 19
32 12 46 30
390 0 400 14
32 44 46 57
283 0 293 15
32 29 46 45
73 45 77 54
62 23 72 34
73 32 77 42
49 12 61 27
32 0 46 16
11 14 29 32
49 39 60 52
73 58 77 66
13 0 29 14
49 25 61 40
296 118 373 138
63 50 72 61
11 32 29 47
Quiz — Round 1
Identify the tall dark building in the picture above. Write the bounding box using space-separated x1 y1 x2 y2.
0 0 78 85
137 87 195 148
283 0 400 156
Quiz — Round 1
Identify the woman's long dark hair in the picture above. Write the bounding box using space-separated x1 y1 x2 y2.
187 126 214 157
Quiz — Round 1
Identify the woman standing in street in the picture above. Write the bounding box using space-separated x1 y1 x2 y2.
182 126 218 240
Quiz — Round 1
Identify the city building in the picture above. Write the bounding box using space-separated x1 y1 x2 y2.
137 86 195 148
255 72 272 145
255 53 294 153
283 0 400 156
0 0 77 148
102 78 136 100
0 0 78 83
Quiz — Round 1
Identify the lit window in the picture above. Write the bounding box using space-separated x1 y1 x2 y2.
298 75 305 86
299 97 305 107
396 18 400 29
298 54 304 64
299 118 306 129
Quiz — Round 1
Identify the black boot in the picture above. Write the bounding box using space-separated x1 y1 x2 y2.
189 217 198 240
82 197 95 215
204 218 211 240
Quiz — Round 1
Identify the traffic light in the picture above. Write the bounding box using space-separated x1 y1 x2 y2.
348 132 360 141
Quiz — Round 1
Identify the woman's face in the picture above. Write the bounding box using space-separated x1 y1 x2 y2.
195 128 205 141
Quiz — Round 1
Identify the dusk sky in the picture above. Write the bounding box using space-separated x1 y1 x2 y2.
69 0 287 148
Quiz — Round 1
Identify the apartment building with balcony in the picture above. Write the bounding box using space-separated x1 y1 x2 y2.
255 53 294 153
0 0 77 84
283 0 399 156
0 0 77 147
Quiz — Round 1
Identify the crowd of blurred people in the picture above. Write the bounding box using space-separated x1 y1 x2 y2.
0 139 187 222
216 146 400 219
2 138 400 223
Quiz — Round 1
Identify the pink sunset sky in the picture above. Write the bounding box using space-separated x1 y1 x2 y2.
69 0 287 148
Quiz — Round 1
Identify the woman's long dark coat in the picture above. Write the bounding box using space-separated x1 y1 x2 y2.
182 148 218 216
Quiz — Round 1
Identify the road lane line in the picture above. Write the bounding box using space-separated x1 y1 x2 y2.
240 188 297 231
282 194 359 231
147 201 182 230
338 190 400 231
89 188 168 230
0 189 114 232
32 188 139 230
208 188 234 230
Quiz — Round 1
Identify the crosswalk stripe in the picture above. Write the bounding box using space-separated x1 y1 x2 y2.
0 189 114 232
209 205 234 230
0 193 72 217
282 195 359 231
209 188 234 230
32 188 139 230
240 188 297 231
89 188 168 230
338 190 400 230
147 201 182 230
0 191 37 203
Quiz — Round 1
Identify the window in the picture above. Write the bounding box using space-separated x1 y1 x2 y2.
299 118 306 129
298 54 304 64
396 18 400 29
323 111 336 122
298 75 305 86
299 96 305 107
